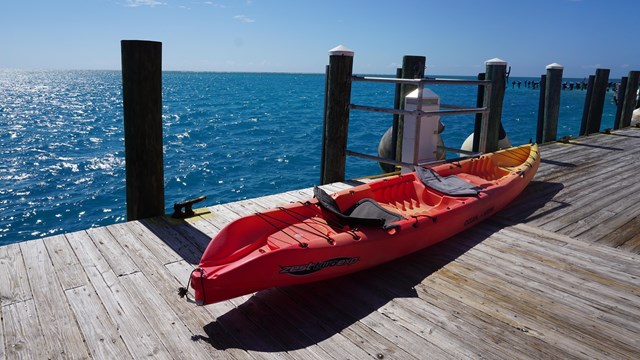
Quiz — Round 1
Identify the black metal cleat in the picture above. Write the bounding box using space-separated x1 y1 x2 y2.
172 196 206 219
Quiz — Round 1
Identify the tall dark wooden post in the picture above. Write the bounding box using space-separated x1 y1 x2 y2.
614 76 628 130
536 74 547 144
121 40 164 221
320 45 354 185
394 55 426 162
583 68 610 135
472 72 486 152
541 63 563 143
483 58 507 152
619 70 640 128
579 75 595 135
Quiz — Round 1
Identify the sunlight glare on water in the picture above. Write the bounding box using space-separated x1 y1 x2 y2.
0 70 619 244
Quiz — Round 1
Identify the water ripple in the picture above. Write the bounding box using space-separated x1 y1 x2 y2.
0 70 618 245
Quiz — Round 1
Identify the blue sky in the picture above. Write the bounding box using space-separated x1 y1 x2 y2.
2 0 639 77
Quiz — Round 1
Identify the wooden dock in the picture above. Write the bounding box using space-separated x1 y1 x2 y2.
1 127 639 359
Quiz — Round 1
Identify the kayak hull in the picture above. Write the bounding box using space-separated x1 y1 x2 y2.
191 144 540 305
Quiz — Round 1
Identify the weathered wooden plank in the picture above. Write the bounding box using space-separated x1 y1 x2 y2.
109 221 248 360
501 156 639 222
486 226 640 285
506 222 640 268
540 177 640 231
280 279 434 360
136 217 203 265
346 274 489 359
19 238 89 359
447 258 640 357
66 230 173 359
43 234 87 290
86 227 139 276
596 214 640 248
619 232 640 253
349 263 556 359
224 295 329 360
110 221 182 265
167 259 292 360
119 271 225 360
423 268 625 359
248 287 374 360
182 213 221 239
65 285 132 360
164 260 256 360
359 238 577 360
467 231 640 319
2 299 47 360
528 170 640 230
454 232 640 325
0 243 31 306
571 200 640 243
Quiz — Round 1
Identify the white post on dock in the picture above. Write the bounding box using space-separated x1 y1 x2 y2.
400 88 440 173
320 45 354 185
542 63 564 143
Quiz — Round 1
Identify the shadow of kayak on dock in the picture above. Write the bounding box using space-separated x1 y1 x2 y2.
497 180 566 223
197 223 502 354
137 217 210 265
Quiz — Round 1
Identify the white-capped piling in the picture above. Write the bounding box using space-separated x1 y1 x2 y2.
541 63 564 143
320 45 354 185
121 40 164 221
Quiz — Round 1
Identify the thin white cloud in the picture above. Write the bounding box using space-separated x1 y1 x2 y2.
233 15 255 23
204 1 227 8
125 0 164 7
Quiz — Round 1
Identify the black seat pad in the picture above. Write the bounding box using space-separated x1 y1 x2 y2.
313 186 405 229
415 166 481 197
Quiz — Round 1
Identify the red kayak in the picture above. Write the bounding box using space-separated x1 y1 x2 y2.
188 144 540 305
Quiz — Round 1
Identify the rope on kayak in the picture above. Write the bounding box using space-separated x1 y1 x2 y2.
276 206 338 244
255 211 310 247
300 201 361 240
178 267 206 304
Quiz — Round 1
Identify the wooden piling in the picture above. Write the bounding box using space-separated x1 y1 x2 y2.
394 56 426 162
583 68 610 135
121 40 164 221
483 58 507 152
320 45 354 185
472 73 486 152
536 74 547 144
378 68 402 173
619 70 640 128
579 75 595 135
541 63 563 143
614 76 628 130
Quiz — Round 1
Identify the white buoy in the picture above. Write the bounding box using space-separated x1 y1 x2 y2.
632 108 640 127
461 132 511 153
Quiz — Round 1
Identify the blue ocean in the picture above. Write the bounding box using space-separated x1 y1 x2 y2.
0 70 619 245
